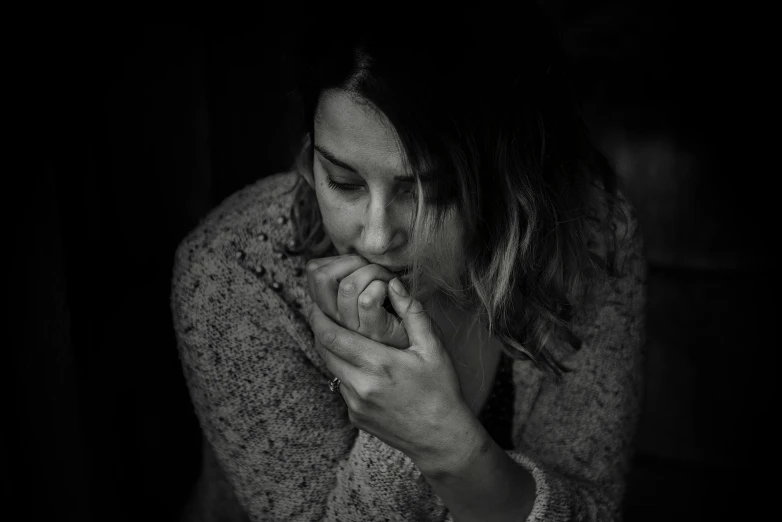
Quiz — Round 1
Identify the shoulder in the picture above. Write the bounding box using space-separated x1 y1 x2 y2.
171 170 313 345
559 186 647 358
184 170 301 248
582 183 644 275
173 170 300 268
170 171 334 407
605 190 645 283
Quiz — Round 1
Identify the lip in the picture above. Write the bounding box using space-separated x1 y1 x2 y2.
364 258 410 274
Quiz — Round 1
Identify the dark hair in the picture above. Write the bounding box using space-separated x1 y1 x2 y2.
280 4 624 375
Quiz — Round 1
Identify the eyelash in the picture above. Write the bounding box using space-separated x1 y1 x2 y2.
325 177 359 192
326 176 417 196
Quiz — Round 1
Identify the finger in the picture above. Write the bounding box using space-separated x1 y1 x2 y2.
309 300 387 370
308 303 340 371
308 303 376 406
305 255 359 301
338 264 397 331
306 254 368 323
309 302 354 382
388 277 441 349
302 255 345 272
356 279 387 334
313 334 358 400
357 281 411 349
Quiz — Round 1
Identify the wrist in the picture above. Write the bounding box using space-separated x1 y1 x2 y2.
413 403 488 479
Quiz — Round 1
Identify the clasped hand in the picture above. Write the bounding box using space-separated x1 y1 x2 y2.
305 254 470 469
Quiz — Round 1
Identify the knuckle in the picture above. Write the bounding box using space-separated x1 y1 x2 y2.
367 363 392 385
353 382 373 402
405 300 424 315
340 280 357 296
359 295 374 309
305 260 323 279
312 267 328 285
320 329 337 347
347 408 362 427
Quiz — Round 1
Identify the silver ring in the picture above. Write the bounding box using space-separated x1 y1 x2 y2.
328 377 341 392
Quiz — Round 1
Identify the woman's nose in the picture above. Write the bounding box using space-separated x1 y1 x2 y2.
360 199 406 255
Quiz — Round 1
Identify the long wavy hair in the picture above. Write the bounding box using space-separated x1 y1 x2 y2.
278 4 625 375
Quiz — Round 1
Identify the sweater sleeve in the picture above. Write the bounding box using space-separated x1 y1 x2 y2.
170 186 449 521
170 210 358 519
296 193 647 522
469 194 647 522
171 175 645 521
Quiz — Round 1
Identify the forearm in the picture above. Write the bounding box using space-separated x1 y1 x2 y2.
415 409 536 522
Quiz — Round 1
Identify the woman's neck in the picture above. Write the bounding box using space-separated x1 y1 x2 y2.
427 292 491 355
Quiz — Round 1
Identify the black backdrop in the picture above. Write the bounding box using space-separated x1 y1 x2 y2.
12 5 772 521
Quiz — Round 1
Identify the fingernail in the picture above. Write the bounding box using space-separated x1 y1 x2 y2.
391 278 408 297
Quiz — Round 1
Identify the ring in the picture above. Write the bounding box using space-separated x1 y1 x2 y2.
328 377 341 392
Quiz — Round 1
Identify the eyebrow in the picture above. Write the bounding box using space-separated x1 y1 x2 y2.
314 144 430 183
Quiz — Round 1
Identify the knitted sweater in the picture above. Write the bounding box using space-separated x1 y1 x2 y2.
170 171 647 521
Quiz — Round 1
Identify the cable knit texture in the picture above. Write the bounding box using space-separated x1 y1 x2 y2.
170 171 647 521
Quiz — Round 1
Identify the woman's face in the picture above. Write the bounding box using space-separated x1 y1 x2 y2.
311 89 443 302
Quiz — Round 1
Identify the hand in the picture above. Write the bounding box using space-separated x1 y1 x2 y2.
306 254 410 349
306 277 473 470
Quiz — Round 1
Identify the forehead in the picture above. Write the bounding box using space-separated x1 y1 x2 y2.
314 89 406 177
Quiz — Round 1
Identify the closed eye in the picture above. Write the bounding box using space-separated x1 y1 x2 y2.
326 177 361 191
326 176 416 196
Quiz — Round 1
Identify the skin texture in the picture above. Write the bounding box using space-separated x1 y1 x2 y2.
305 254 411 349
310 89 445 304
312 90 411 255
308 89 505 417
306 275 477 473
303 92 533 516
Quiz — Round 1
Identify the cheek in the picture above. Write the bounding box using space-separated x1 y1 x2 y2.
312 162 349 233
314 186 355 245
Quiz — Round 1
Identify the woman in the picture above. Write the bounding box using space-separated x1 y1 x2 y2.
171 5 646 521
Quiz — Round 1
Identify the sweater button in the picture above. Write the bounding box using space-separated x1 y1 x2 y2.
257 232 268 241
271 281 283 292
276 216 287 225
235 250 246 261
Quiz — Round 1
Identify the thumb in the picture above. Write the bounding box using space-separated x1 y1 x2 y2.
388 278 440 349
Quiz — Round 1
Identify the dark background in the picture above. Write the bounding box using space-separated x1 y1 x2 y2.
12 3 771 521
